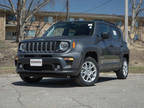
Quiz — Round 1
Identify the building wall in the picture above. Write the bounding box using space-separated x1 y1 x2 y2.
1 10 144 41
0 12 6 40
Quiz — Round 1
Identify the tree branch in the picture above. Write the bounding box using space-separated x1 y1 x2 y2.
24 0 35 24
136 8 144 16
136 0 143 12
27 0 35 15
7 0 16 14
25 0 50 23
35 22 47 37
0 4 12 10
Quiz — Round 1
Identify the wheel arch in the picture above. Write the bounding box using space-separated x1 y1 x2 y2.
123 54 129 64
84 51 99 63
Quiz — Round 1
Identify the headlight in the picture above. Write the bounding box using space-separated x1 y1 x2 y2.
19 43 26 52
59 42 69 51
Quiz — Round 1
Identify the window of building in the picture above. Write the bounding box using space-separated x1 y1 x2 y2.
26 30 36 37
79 18 84 21
44 16 53 23
12 32 17 36
31 16 36 22
7 15 16 21
44 17 48 22
48 17 53 23
6 31 17 40
70 18 75 21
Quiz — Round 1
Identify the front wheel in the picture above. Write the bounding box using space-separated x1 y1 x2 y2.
75 57 99 86
20 74 42 83
116 58 129 79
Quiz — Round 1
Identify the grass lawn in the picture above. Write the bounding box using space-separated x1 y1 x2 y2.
129 66 144 73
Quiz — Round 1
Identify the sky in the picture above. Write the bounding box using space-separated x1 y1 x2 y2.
0 0 131 15
43 0 126 15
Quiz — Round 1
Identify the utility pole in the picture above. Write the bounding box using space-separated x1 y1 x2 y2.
125 0 128 43
66 0 69 21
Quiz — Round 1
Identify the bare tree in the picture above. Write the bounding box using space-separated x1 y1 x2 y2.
34 20 48 38
0 0 51 42
130 0 144 40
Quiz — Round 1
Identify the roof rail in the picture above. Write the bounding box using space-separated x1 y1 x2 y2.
93 19 116 26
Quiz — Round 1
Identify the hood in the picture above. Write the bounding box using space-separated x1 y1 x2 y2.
21 36 93 43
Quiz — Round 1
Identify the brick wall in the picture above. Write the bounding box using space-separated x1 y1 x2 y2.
0 13 6 40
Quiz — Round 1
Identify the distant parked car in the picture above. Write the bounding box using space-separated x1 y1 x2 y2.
15 20 129 86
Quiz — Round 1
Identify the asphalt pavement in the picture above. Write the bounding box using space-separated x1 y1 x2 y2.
0 73 144 108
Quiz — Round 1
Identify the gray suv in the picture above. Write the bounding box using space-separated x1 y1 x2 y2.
15 20 129 86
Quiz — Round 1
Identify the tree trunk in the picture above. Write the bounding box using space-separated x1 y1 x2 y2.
16 0 26 43
129 7 136 44
16 19 25 42
131 9 136 35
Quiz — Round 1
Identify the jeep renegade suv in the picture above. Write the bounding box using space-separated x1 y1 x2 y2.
15 20 129 86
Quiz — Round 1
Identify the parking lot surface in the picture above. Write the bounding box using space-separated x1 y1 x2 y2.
0 73 144 108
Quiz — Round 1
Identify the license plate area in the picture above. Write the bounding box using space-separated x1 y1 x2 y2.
30 59 42 67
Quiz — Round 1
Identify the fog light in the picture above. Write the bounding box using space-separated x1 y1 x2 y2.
64 57 74 61
57 65 61 69
19 64 23 68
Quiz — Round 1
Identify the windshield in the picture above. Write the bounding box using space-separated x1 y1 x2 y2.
43 22 94 37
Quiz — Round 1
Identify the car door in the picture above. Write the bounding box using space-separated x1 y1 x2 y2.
109 26 122 69
95 23 113 71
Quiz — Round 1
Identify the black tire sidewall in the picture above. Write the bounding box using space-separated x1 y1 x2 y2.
116 58 129 79
122 58 129 78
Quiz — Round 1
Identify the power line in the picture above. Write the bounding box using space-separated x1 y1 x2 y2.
81 0 114 13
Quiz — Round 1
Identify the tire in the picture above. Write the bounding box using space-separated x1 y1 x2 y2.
116 58 129 79
75 57 99 86
20 74 42 83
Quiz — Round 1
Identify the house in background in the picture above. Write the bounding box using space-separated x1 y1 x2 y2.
0 9 144 41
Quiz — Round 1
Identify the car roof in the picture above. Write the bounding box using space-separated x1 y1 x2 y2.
57 21 95 24
57 20 116 26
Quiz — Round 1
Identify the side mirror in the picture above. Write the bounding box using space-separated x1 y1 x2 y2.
101 32 109 39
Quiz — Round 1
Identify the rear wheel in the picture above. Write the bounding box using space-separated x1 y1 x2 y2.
116 58 128 79
75 57 99 86
20 74 42 83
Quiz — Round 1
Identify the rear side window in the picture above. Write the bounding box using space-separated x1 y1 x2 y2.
110 26 121 40
96 23 109 37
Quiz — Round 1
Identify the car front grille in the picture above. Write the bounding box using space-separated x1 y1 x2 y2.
24 41 60 53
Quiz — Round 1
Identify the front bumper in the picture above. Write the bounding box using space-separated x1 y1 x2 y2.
15 53 82 77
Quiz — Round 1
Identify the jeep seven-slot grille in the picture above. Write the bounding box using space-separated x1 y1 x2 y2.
24 41 60 53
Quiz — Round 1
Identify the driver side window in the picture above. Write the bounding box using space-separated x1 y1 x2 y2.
96 23 109 37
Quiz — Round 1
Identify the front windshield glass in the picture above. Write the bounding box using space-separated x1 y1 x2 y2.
43 22 94 37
